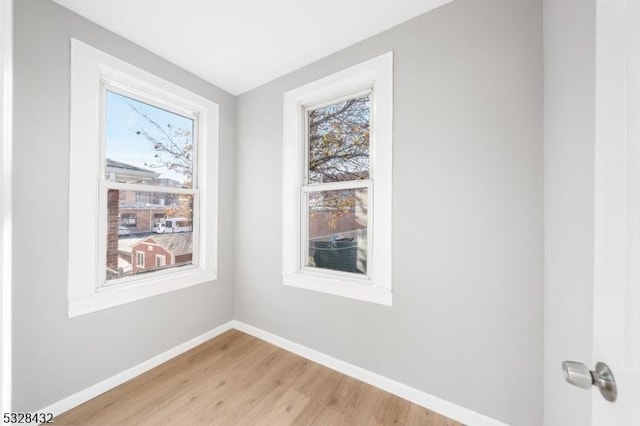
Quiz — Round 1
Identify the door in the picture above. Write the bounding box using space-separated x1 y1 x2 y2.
593 1 640 424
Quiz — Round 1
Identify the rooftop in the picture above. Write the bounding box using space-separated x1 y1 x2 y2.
138 233 193 256
106 159 157 174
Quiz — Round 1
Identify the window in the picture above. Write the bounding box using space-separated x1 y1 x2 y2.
156 255 166 268
120 213 136 227
68 39 219 317
103 88 196 282
282 52 393 305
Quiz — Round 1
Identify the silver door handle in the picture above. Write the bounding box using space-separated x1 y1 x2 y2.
562 361 617 402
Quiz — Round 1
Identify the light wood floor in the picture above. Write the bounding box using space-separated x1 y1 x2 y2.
55 329 462 425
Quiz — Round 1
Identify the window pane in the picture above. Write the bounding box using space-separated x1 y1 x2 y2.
308 93 370 184
306 188 368 274
106 189 195 281
105 90 195 189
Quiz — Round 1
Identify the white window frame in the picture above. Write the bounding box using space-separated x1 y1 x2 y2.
68 39 219 318
136 251 145 268
155 254 166 267
282 52 393 306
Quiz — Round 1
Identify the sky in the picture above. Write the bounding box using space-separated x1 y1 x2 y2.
105 90 194 184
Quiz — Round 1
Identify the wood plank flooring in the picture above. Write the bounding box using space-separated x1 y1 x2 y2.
55 329 462 426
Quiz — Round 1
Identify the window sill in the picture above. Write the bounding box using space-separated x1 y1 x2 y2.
68 267 216 318
283 271 392 306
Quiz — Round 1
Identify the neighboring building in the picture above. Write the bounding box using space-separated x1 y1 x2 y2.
106 158 159 183
119 208 167 233
104 159 184 233
149 178 183 206
106 159 183 206
105 159 188 276
106 158 159 205
131 233 193 273
308 210 367 241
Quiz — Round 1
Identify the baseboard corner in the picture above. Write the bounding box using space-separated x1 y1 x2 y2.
38 320 235 417
231 320 509 426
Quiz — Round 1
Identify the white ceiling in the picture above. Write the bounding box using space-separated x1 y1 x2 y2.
51 0 453 95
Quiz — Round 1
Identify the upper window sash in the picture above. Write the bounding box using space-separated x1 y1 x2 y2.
303 89 373 187
100 81 200 190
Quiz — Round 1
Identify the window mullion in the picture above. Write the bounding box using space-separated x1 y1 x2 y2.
103 181 197 195
302 179 371 193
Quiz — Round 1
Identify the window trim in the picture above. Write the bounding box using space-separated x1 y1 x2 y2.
155 254 166 268
68 39 219 317
136 251 145 268
282 52 393 306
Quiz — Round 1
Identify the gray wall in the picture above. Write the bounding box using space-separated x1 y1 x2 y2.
234 1 543 424
543 0 595 425
12 0 235 410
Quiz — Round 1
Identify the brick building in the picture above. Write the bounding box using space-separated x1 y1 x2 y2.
119 207 167 233
131 233 193 273
105 159 187 279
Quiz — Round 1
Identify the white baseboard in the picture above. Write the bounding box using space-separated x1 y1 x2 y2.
39 320 508 426
39 321 234 417
231 320 509 426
